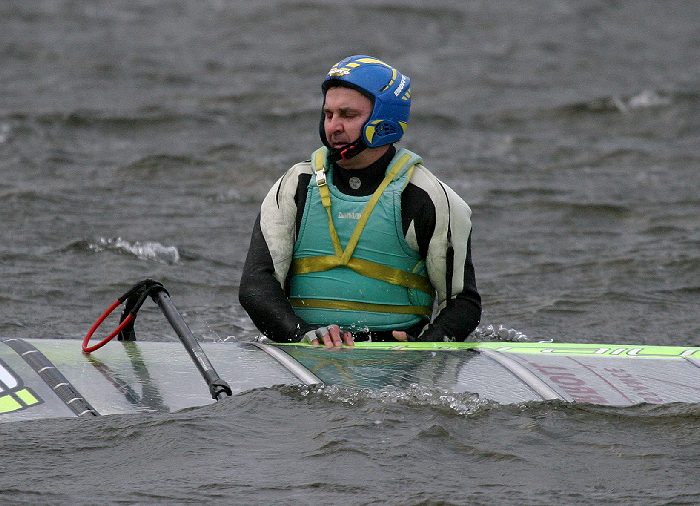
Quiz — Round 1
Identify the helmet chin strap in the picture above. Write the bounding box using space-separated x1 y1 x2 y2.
327 137 367 163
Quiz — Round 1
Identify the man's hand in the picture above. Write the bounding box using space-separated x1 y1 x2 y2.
392 330 410 341
306 324 354 348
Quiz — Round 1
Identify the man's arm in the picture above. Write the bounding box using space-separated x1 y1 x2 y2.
401 168 482 341
239 213 314 342
239 165 352 346
417 230 481 341
239 168 317 342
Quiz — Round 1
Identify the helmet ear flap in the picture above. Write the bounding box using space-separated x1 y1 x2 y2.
363 119 406 147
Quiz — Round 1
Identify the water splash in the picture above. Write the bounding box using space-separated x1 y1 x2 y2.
470 324 529 342
89 237 180 264
610 90 671 113
627 90 672 109
296 383 491 416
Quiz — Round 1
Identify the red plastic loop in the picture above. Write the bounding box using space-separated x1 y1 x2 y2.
82 300 134 353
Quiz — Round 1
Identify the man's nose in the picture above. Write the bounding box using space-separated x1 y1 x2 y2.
327 115 344 132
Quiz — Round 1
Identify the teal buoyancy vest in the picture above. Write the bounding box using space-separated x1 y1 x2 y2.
289 147 435 331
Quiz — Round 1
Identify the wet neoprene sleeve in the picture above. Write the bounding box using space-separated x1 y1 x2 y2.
240 214 316 341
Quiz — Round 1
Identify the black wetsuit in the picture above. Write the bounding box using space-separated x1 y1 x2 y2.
240 146 481 342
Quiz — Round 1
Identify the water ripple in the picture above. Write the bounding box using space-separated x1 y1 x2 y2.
296 383 492 417
84 237 180 264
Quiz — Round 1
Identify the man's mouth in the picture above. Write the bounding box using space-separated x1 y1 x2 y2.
330 137 349 148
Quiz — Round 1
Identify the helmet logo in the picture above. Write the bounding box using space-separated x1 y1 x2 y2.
327 57 392 80
328 67 351 77
394 75 407 97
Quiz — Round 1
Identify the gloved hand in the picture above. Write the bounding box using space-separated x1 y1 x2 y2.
301 324 354 348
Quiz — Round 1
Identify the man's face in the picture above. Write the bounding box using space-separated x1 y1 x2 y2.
323 86 372 148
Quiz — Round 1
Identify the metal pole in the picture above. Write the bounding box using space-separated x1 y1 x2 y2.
151 290 232 400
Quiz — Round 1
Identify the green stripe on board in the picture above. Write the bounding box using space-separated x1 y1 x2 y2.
275 341 700 359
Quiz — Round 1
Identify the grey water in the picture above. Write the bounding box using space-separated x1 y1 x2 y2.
1 1 699 504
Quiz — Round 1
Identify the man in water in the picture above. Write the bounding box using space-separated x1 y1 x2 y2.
240 55 481 347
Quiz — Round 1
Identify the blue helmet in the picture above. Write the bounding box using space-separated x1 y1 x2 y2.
322 55 411 148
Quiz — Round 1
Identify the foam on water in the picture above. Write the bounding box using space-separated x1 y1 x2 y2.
300 383 492 417
89 237 180 265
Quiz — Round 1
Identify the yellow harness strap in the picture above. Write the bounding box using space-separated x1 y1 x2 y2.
292 255 433 294
313 149 343 256
290 298 433 317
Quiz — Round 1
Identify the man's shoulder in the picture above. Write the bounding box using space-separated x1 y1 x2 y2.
274 159 314 192
407 163 446 197
286 159 314 176
407 162 471 212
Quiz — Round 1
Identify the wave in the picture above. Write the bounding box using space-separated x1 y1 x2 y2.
480 195 633 218
562 90 673 114
286 383 492 417
20 107 212 131
548 89 698 119
0 188 73 205
79 237 181 265
122 153 205 173
479 89 697 127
